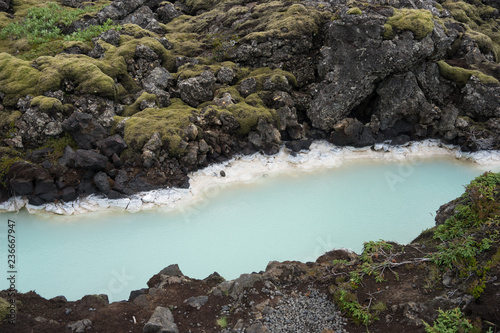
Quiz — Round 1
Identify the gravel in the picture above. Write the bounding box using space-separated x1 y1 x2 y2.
262 288 348 333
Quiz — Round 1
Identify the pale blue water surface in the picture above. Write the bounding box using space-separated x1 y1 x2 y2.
0 157 497 301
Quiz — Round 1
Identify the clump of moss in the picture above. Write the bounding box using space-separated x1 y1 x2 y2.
384 9 435 41
176 61 237 80
347 7 362 15
0 52 43 105
41 133 78 161
437 60 499 85
120 23 158 39
35 53 120 99
0 297 12 321
246 67 297 89
442 0 500 62
0 110 22 129
0 147 23 188
165 12 222 34
31 96 63 113
181 0 224 13
0 44 132 106
115 36 175 71
243 3 331 42
119 98 195 155
122 92 158 116
220 98 276 135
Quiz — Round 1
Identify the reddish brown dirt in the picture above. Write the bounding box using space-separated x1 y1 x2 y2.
1 244 499 333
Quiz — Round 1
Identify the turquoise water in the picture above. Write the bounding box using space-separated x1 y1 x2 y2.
0 157 497 302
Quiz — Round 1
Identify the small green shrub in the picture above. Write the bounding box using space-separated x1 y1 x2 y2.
64 19 122 42
430 172 500 298
334 289 378 326
423 308 474 333
0 2 108 45
216 316 228 328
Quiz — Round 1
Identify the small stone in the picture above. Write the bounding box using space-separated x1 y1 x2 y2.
183 295 209 309
159 264 183 277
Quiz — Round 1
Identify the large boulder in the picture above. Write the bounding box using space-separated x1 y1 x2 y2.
96 0 145 22
178 71 216 107
0 0 9 12
143 67 174 93
74 150 108 170
93 171 111 194
375 72 433 131
95 135 128 157
308 10 454 131
330 118 375 147
143 306 179 333
62 112 107 149
156 2 179 23
7 161 46 196
462 79 500 120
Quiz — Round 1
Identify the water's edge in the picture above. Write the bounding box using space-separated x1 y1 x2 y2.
2 139 500 216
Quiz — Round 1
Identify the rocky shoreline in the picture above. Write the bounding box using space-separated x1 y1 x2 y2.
1 139 499 215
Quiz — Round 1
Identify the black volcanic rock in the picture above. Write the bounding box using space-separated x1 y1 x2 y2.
62 112 107 150
74 150 108 170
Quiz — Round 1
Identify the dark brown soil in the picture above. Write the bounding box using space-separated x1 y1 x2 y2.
2 239 499 333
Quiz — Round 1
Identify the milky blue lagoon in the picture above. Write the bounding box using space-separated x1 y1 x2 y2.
1 150 499 302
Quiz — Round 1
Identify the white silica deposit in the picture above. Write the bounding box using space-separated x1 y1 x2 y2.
1 140 499 216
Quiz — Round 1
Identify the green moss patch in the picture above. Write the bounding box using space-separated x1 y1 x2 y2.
181 0 225 13
115 36 175 71
243 3 331 42
442 0 500 62
246 67 297 89
165 12 222 34
31 95 63 113
0 110 22 128
120 23 158 39
35 53 121 99
0 297 12 321
347 7 362 15
0 52 43 105
119 98 195 154
122 92 158 116
219 96 276 134
437 60 499 85
384 9 435 41
176 61 237 80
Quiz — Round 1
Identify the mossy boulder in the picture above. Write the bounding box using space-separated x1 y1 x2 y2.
384 9 435 41
35 53 120 99
115 36 175 71
123 92 158 116
0 48 130 106
0 110 22 128
0 52 42 105
347 7 362 15
442 0 500 62
244 67 297 90
224 100 276 135
31 96 63 113
119 98 195 155
243 3 331 42
437 60 500 85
